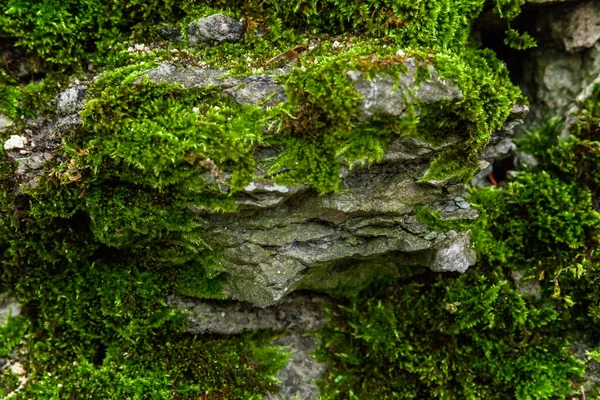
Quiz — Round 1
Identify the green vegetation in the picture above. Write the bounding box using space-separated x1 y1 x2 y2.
0 0 566 398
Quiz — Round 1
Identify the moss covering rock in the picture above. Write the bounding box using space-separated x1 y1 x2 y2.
1 0 587 398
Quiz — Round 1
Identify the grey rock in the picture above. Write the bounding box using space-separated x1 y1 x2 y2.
265 334 327 400
145 63 286 106
546 0 600 53
515 151 539 168
188 14 245 45
55 85 87 116
482 138 516 160
205 149 482 306
222 74 287 106
157 25 182 42
2 118 65 189
570 340 600 394
522 26 600 131
521 48 585 130
510 270 542 298
472 160 493 187
425 231 475 273
146 63 227 88
168 292 328 335
347 58 463 121
169 292 328 399
0 114 13 132
9 59 523 307
4 135 27 150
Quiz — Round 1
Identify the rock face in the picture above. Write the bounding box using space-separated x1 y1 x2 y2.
168 292 328 334
4 56 519 308
188 14 246 45
209 151 479 306
346 58 463 120
143 58 482 307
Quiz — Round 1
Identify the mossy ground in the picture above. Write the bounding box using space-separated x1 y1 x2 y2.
0 0 572 399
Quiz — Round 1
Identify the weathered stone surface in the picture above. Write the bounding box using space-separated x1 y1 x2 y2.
168 292 328 334
2 118 66 190
425 231 475 273
346 58 463 120
188 14 246 45
55 85 87 116
0 114 13 132
0 291 21 326
510 270 542 298
544 0 600 53
146 63 286 106
0 291 26 398
170 292 328 399
522 7 600 129
570 340 600 394
472 103 529 187
3 135 27 151
206 139 480 306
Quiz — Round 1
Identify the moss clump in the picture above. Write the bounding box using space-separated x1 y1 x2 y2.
317 269 583 399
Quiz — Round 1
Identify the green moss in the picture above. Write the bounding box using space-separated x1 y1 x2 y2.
0 314 28 358
317 269 583 399
466 85 600 396
414 206 474 232
0 369 20 398
421 147 480 183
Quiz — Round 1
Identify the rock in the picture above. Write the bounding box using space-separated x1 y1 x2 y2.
9 59 522 307
510 270 542 298
0 114 13 132
188 14 246 45
570 340 600 394
157 24 182 41
206 146 482 306
170 292 328 399
4 135 27 150
346 58 463 120
545 0 600 53
145 63 286 106
264 334 327 400
521 48 587 129
2 118 66 189
55 85 87 116
222 74 287 106
168 292 328 334
424 231 476 273
0 291 21 326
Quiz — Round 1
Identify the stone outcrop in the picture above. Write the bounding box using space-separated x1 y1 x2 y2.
4 56 501 307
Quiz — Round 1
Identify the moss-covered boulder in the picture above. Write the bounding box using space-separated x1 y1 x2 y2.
0 0 547 398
